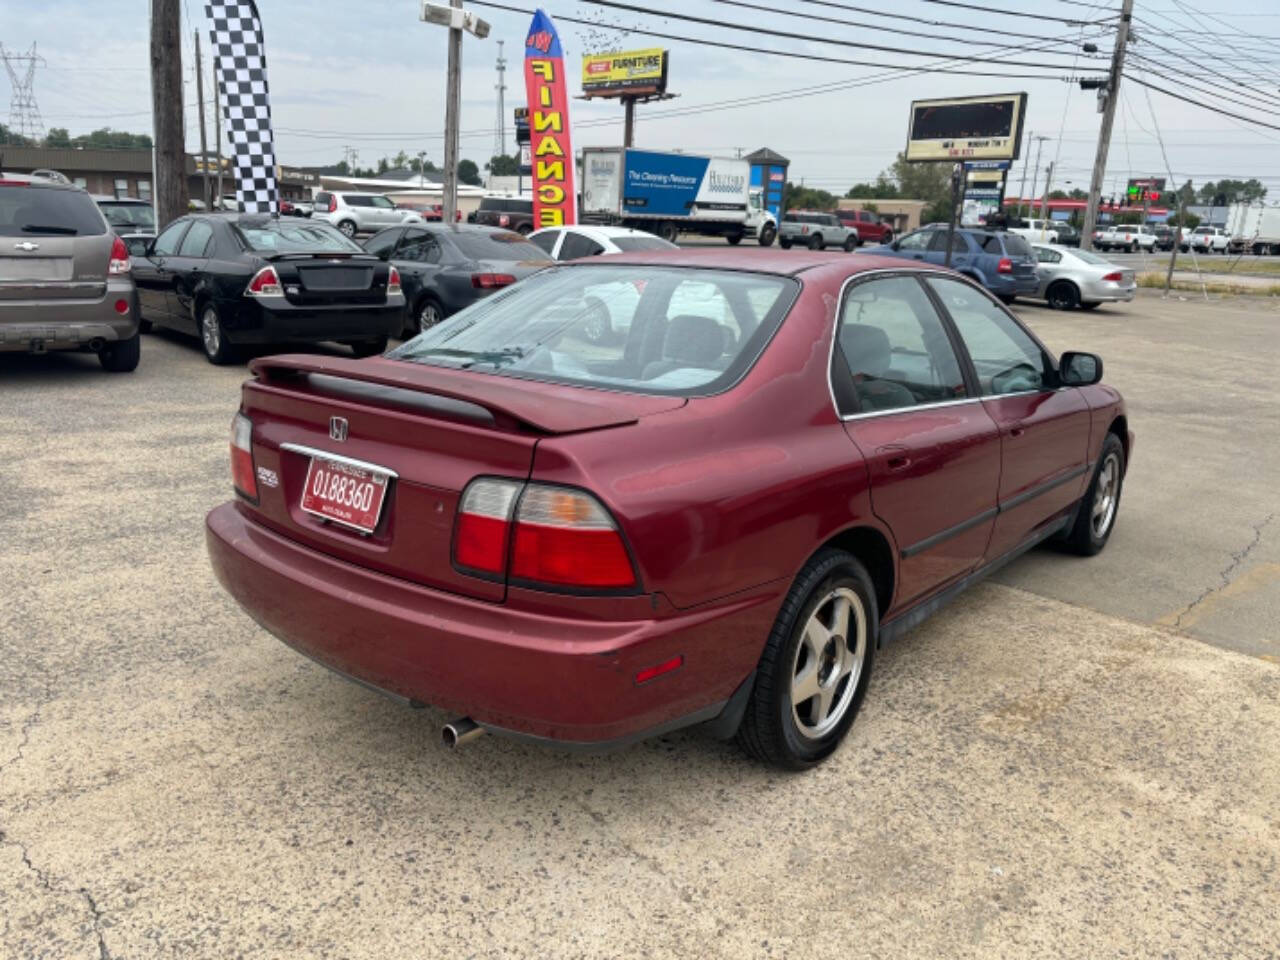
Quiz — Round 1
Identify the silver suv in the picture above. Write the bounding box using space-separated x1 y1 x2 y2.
779 210 858 251
311 190 424 238
0 174 140 371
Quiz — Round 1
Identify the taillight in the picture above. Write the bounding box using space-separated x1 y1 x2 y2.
108 234 130 275
801 225 809 234
511 486 636 589
245 265 283 298
470 273 516 289
230 412 258 502
453 480 637 590
1101 271 1123 282
997 257 1013 274
387 265 401 295
327 195 337 213
499 213 510 227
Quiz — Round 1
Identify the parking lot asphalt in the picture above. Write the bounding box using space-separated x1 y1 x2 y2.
2 292 1278 958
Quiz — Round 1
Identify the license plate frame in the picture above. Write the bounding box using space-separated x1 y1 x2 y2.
299 455 391 534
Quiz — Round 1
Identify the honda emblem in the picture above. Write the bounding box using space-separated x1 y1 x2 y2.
329 416 348 442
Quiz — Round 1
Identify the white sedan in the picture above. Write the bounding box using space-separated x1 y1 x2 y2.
529 225 724 344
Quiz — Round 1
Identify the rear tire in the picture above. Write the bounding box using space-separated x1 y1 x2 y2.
1046 280 1081 311
411 295 445 336
726 232 743 246
737 549 877 770
138 319 153 334
199 302 238 365
1063 433 1125 556
882 231 893 245
516 223 533 236
842 235 857 252
337 220 357 239
98 331 140 373
659 222 679 244
779 238 793 250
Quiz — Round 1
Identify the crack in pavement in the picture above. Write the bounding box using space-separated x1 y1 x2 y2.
1 693 114 959
1170 513 1275 630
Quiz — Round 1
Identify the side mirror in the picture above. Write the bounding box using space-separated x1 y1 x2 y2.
1060 351 1103 386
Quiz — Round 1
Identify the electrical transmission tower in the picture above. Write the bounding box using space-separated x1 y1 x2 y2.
1 42 46 141
493 40 507 162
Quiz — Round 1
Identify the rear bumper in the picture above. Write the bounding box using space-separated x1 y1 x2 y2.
205 502 776 745
1081 278 1137 303
225 299 404 345
0 284 139 352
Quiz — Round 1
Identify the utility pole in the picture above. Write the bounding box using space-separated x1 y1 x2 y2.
1026 134 1049 218
150 0 188 227
194 31 210 210
213 53 223 207
493 39 507 165
1038 160 1055 241
421 0 490 225
1081 0 1135 250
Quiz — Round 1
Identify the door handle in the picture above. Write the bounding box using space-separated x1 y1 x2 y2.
1009 427 1026 438
886 456 912 471
876 444 912 472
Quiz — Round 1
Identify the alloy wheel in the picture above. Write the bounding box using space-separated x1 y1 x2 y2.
418 301 442 332
201 307 221 357
1091 452 1121 538
790 587 866 739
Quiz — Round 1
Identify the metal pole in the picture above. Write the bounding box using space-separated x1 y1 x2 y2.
944 163 961 268
194 32 210 210
442 0 463 225
1027 135 1048 220
1081 0 1134 250
213 52 223 208
624 98 635 148
1016 134 1031 219
1038 160 1054 241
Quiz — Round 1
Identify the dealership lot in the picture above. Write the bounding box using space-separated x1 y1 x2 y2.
1 292 1278 956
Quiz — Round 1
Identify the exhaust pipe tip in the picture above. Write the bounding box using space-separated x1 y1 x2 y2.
88 337 106 352
442 716 484 749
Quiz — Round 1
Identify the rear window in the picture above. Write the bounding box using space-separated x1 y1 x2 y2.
447 230 551 262
389 265 798 396
97 201 156 232
233 220 362 253
0 184 106 237
612 236 676 252
1001 234 1032 257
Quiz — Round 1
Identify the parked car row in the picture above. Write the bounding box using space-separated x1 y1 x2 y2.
863 226 1040 304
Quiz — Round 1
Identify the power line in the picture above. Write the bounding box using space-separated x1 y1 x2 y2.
1122 72 1280 134
470 0 1102 78
1125 54 1280 118
708 0 1109 53
790 0 1105 44
579 0 1106 70
918 0 1107 25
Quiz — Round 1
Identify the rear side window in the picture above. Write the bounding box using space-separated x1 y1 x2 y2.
1001 234 1032 257
480 198 502 211
529 231 559 255
0 185 106 237
314 192 331 207
612 236 675 252
559 232 605 260
835 276 967 414
343 195 371 207
446 230 551 262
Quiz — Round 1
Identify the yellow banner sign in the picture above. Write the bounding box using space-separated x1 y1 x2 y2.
581 48 668 95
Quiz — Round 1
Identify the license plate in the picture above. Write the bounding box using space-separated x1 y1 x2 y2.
300 456 390 533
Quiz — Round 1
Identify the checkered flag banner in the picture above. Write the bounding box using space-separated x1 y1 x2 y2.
205 0 278 213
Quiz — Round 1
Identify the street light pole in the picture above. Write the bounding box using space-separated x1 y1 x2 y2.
421 0 490 226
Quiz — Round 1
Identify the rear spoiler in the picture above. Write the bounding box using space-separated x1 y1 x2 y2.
249 354 680 435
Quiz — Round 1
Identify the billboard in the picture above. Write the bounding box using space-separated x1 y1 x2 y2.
523 9 576 227
905 93 1028 163
581 48 668 97
1126 177 1166 202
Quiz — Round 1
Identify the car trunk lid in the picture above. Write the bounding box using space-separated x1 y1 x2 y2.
239 354 684 601
0 233 109 301
271 254 388 306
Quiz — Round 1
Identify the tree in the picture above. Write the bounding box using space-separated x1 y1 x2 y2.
458 158 482 186
45 127 72 148
392 150 410 169
410 156 438 174
0 123 34 146
487 154 520 176
1198 178 1266 205
782 182 838 211
846 175 899 200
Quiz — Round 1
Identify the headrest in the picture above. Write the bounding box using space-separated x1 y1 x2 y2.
664 314 726 365
840 323 891 377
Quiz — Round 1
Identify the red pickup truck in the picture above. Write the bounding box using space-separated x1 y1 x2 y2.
835 208 893 245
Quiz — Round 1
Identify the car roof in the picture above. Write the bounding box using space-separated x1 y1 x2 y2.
575 247 954 281
92 195 150 204
0 172 83 192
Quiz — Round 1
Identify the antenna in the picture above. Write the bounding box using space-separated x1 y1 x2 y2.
494 39 507 162
1 42 47 141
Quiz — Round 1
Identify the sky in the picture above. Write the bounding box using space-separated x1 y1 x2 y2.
8 0 1280 201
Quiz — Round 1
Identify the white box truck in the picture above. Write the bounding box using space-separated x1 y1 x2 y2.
580 147 777 246
1226 203 1280 255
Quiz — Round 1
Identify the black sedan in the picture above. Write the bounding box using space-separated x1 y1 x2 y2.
132 214 405 364
362 224 552 335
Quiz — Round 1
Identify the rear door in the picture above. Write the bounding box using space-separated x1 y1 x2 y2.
834 274 1001 608
168 218 216 331
133 218 189 324
926 276 1092 560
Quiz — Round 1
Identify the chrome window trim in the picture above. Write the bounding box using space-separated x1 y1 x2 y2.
825 269 1061 422
280 443 400 479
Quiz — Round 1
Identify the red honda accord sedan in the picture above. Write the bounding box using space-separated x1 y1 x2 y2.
206 249 1131 768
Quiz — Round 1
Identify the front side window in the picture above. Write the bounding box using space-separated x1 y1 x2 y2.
834 275 967 414
151 219 189 255
389 266 796 396
928 277 1048 395
928 230 966 253
370 196 395 209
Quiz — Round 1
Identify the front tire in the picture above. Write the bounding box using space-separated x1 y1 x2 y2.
98 331 140 372
199 302 238 365
1046 280 1081 310
737 549 877 770
808 234 824 251
1063 433 1125 556
757 223 777 247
